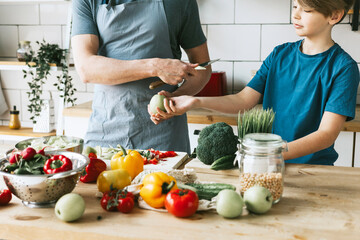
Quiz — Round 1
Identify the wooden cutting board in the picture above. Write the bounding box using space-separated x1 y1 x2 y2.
185 158 239 177
103 151 189 171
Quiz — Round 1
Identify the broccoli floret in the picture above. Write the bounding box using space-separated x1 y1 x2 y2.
197 122 238 165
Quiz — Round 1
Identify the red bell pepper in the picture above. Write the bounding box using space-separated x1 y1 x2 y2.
159 151 177 158
80 157 107 183
43 155 73 174
0 189 12 206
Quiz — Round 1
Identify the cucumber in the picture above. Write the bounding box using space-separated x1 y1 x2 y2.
177 183 197 193
185 183 236 200
210 154 236 171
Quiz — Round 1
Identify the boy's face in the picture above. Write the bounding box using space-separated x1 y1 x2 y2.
292 0 333 38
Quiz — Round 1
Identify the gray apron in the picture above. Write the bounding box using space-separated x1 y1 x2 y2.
85 0 190 153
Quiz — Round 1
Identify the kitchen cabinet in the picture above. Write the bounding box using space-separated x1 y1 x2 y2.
63 116 88 139
355 132 360 167
334 131 354 167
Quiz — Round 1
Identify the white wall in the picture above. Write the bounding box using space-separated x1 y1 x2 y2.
0 0 359 127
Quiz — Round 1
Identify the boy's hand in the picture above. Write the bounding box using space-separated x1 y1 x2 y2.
149 92 197 125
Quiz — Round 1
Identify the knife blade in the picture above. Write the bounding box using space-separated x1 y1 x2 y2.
198 58 220 67
149 59 220 89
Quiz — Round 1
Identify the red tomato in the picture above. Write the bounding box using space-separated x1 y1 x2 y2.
165 189 199 218
100 190 134 213
0 189 12 206
117 197 134 213
100 191 117 211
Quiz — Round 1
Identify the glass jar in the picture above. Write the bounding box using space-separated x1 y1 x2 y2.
16 41 32 62
238 133 287 204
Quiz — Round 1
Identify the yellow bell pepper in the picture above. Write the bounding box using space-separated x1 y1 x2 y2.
139 172 178 208
110 145 144 180
97 169 132 193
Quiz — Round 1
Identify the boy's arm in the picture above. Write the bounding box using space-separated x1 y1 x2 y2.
194 87 262 114
150 87 262 124
283 111 346 160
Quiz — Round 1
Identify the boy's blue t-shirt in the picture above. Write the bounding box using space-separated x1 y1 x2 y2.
247 40 360 165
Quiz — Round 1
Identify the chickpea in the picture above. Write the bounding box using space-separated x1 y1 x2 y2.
240 172 283 201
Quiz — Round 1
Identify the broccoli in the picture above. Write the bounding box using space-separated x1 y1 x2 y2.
197 122 238 165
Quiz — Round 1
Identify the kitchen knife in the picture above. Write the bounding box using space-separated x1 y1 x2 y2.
149 59 220 90
198 58 220 68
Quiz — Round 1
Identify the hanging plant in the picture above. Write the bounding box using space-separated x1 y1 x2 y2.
23 40 77 123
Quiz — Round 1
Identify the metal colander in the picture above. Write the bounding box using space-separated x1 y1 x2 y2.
0 151 89 208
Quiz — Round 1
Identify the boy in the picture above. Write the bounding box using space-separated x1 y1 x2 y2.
150 0 360 165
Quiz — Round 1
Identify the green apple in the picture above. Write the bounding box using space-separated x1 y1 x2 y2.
216 189 244 218
244 186 273 214
149 94 168 114
55 193 85 222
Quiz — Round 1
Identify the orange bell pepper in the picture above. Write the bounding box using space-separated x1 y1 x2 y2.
139 172 178 208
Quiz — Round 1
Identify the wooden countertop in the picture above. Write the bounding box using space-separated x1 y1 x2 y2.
63 101 360 132
0 126 56 137
0 158 359 240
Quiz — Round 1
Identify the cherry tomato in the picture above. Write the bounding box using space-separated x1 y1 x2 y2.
0 189 12 206
100 191 117 211
165 189 199 218
117 197 134 213
100 190 134 213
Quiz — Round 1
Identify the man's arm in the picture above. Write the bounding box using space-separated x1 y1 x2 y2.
283 111 346 160
72 34 198 85
171 42 212 96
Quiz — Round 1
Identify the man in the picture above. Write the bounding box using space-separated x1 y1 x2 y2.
71 0 211 153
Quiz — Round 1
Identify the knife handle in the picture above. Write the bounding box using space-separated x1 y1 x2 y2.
149 80 165 89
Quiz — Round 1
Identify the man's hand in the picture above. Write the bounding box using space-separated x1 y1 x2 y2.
154 59 198 85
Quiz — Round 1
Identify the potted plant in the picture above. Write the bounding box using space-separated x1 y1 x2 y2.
23 40 77 124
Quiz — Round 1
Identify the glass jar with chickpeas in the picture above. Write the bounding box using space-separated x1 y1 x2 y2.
238 133 287 204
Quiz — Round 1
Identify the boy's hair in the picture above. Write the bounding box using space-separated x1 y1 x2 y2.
298 0 355 23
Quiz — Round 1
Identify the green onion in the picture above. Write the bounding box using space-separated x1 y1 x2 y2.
237 108 275 139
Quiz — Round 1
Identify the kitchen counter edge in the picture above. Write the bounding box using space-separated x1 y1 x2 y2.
63 101 360 132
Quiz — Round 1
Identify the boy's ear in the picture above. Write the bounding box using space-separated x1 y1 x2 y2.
329 10 344 25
